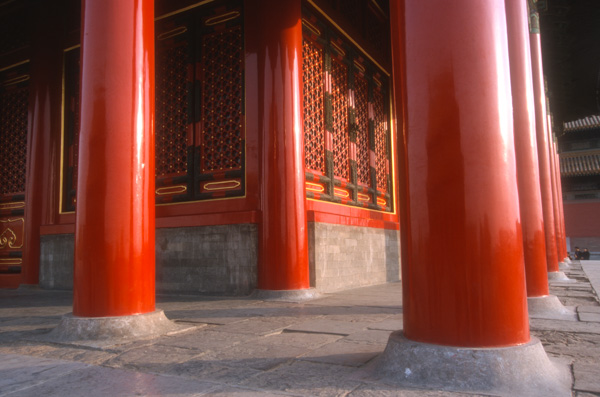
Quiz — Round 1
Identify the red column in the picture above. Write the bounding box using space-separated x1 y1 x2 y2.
530 24 560 273
550 138 567 260
246 0 310 291
554 148 568 258
547 128 562 261
73 0 155 317
22 4 65 286
401 0 529 347
505 0 549 298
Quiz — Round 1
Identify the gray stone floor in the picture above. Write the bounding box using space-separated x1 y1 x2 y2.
0 261 599 396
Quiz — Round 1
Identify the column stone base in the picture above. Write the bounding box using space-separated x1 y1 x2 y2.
371 332 571 397
559 261 570 270
528 295 576 320
44 310 191 348
251 288 320 302
548 271 576 282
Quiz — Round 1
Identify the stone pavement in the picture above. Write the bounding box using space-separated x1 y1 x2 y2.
0 261 598 396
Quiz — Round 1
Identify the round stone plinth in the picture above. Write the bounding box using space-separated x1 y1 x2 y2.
373 332 571 397
559 261 570 270
47 310 186 346
251 288 320 302
528 295 576 320
548 271 576 282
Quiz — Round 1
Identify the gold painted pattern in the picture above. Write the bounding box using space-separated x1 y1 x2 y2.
301 19 321 37
334 188 349 198
158 27 188 40
205 11 240 26
156 185 188 195
0 202 24 210
203 180 241 191
306 182 325 193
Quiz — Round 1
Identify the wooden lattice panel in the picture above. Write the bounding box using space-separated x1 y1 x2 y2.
156 36 191 177
373 88 387 191
331 59 349 180
354 75 370 186
0 77 28 195
302 7 393 212
200 25 243 173
303 39 325 173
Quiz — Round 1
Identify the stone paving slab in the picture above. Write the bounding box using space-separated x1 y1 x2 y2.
578 305 600 313
530 318 600 334
0 353 87 396
0 270 600 396
298 339 384 367
1 355 218 397
284 319 373 336
239 360 362 397
574 362 600 393
578 312 600 322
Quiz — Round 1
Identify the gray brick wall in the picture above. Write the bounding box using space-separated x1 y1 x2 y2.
39 224 258 295
156 224 257 295
39 222 398 295
309 222 401 293
40 234 74 290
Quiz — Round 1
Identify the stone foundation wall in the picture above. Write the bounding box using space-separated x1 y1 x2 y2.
308 222 401 293
155 224 257 295
40 234 74 290
39 224 258 295
39 222 400 295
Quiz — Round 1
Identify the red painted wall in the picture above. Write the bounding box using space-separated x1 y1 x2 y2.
564 201 600 237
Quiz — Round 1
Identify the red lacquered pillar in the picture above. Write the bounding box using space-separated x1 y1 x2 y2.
22 4 64 285
401 0 529 347
246 0 310 291
73 0 155 317
548 138 562 259
505 0 549 297
549 137 567 260
530 16 560 273
554 147 568 259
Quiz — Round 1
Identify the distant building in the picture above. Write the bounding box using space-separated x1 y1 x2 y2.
559 115 600 258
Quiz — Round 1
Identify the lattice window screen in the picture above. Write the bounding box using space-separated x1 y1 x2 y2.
302 10 393 212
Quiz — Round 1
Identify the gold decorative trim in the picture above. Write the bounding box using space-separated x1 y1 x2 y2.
156 185 187 195
302 19 321 37
377 197 386 206
155 0 215 21
64 44 80 52
357 193 370 202
0 202 24 210
373 76 382 87
2 74 29 87
334 188 349 198
203 180 241 191
158 27 188 40
353 60 366 74
205 11 240 26
369 0 387 17
306 182 325 193
0 218 24 249
0 258 22 266
0 59 29 73
331 42 346 57
59 46 78 215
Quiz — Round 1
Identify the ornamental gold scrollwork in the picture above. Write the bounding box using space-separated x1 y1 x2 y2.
0 228 19 249
0 218 24 249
